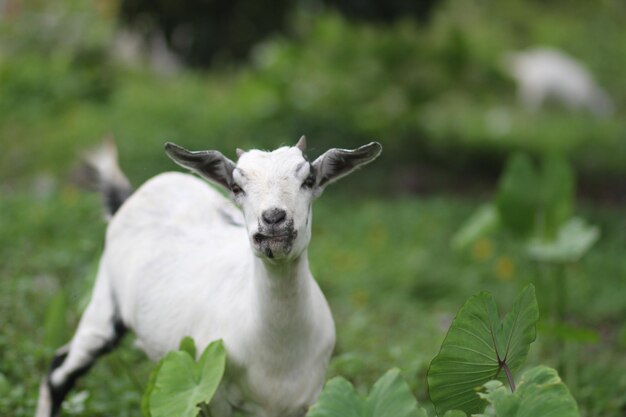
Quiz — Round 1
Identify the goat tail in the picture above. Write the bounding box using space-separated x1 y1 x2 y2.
74 135 133 220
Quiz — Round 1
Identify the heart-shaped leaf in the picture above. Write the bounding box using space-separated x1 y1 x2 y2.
179 336 198 358
443 411 467 417
527 217 599 263
427 285 539 416
476 366 579 417
141 359 164 417
306 377 363 417
496 153 539 236
148 339 226 417
307 368 428 417
540 155 574 239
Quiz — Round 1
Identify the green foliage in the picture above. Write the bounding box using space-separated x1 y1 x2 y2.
2 1 625 406
178 336 198 359
0 2 116 117
540 155 575 239
451 204 499 250
145 339 226 417
309 287 575 417
43 289 70 350
141 359 164 417
307 368 428 417
453 152 598 262
2 192 625 416
476 366 579 417
494 152 577 240
3 2 626 187
0 373 9 397
495 153 538 236
428 285 539 416
310 365 578 417
443 411 466 417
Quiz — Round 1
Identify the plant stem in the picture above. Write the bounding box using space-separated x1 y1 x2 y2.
555 264 567 378
502 361 516 392
199 402 212 417
555 264 567 323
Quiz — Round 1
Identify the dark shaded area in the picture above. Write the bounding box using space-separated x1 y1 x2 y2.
119 0 293 66
118 0 440 67
325 0 439 24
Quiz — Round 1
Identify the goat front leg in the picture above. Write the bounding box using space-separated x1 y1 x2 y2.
35 271 125 417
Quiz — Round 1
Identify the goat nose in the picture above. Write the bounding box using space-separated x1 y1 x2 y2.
262 208 287 225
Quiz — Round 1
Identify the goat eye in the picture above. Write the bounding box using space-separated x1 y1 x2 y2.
302 175 316 189
231 183 244 195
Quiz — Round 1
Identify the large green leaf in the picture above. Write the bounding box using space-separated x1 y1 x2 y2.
179 336 198 358
307 369 428 417
365 369 428 417
143 337 201 417
476 366 579 417
141 358 164 417
306 377 363 417
443 411 467 417
527 217 599 263
540 155 574 239
148 339 226 417
427 285 539 416
495 153 538 236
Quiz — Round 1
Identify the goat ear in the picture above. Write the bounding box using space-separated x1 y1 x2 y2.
312 142 382 188
165 142 235 189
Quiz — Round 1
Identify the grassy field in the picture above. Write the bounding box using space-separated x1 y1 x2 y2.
1 180 625 417
1 5 625 415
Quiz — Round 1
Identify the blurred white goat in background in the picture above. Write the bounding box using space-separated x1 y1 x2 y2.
505 47 614 117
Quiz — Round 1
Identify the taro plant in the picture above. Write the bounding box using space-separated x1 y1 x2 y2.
475 366 579 417
307 368 429 417
142 338 226 417
427 285 539 415
142 285 580 417
451 152 600 259
451 152 599 376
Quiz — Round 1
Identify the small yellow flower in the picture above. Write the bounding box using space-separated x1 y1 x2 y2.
472 238 493 261
494 256 515 281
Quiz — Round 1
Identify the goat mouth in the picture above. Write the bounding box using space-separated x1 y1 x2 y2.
253 232 296 244
253 231 297 259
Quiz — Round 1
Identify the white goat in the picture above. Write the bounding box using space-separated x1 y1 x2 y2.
35 136 382 417
505 47 614 117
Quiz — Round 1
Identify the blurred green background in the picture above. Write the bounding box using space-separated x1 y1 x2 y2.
1 0 625 416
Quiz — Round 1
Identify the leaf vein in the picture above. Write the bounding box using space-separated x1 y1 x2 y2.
444 344 498 362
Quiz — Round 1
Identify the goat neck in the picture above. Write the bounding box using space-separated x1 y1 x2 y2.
251 252 314 338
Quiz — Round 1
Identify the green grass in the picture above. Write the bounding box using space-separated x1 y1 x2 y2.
1 185 625 417
1 5 625 415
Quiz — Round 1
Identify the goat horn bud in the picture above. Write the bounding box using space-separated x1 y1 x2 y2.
236 148 246 158
296 135 307 152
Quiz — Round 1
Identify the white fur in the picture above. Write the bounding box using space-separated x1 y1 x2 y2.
37 141 381 417
506 47 614 117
